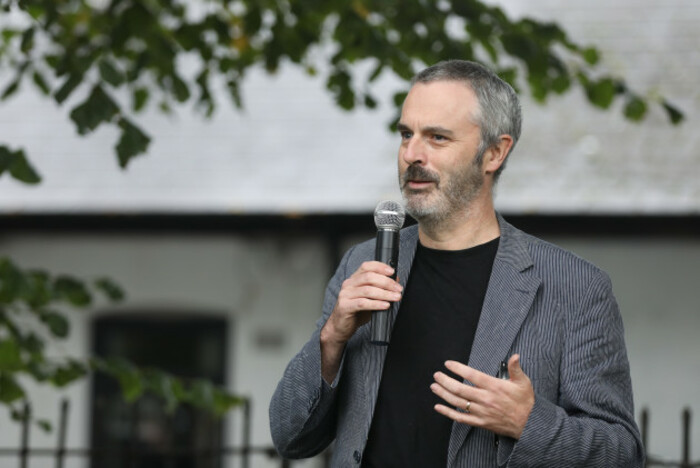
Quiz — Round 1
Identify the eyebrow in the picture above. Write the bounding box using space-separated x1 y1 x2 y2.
396 122 455 137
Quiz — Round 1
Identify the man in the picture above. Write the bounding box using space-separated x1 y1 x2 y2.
270 60 643 467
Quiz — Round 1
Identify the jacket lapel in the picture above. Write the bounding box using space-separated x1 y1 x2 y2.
447 216 541 466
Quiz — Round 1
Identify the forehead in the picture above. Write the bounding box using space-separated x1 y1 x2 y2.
401 80 479 129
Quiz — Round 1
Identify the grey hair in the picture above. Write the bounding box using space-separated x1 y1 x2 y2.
412 60 522 180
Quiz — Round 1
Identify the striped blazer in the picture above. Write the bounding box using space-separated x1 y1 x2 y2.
270 215 644 467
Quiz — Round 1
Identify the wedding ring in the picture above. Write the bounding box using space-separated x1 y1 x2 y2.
465 400 471 413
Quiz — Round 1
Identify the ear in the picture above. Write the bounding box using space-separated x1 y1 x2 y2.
483 134 514 175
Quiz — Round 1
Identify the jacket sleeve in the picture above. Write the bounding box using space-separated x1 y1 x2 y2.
504 271 644 467
268 246 356 458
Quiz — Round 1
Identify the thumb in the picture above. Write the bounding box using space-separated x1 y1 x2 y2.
507 354 527 382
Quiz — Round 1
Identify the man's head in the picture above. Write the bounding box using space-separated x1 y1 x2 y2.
411 60 522 179
398 60 522 227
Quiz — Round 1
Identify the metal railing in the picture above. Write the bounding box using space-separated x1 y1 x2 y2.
0 401 694 467
0 398 329 468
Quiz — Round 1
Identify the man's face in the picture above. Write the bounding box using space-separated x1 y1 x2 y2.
397 80 486 224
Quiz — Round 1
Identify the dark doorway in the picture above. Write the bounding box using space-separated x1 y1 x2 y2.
90 313 228 468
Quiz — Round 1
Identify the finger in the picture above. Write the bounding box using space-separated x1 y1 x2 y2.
433 371 481 401
344 297 393 312
351 285 402 302
346 270 403 292
507 354 527 382
357 261 396 277
444 360 493 388
434 403 472 424
339 285 401 310
430 382 474 412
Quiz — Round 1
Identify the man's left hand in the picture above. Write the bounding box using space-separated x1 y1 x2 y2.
430 354 535 440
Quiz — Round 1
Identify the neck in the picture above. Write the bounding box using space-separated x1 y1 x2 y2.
417 197 500 251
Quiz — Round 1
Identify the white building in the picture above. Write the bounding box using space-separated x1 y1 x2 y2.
0 0 698 466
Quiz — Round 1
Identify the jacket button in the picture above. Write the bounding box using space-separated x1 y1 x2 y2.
353 450 361 463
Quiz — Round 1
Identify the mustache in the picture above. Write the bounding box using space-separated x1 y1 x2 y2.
401 165 440 187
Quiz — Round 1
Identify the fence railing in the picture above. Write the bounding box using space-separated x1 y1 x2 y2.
0 398 324 468
0 401 694 467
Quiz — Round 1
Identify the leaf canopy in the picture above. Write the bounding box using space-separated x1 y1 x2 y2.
0 0 684 184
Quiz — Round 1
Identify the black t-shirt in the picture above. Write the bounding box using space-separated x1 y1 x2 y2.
361 237 499 467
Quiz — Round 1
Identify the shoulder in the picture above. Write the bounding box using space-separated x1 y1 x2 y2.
502 218 611 289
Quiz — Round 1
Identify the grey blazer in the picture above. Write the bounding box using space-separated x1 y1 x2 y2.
270 215 644 467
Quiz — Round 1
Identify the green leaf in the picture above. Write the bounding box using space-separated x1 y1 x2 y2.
115 118 151 168
0 256 27 303
20 27 35 53
50 360 87 387
94 278 125 302
5 148 41 184
195 68 214 117
623 96 647 122
144 370 178 413
32 71 51 95
170 74 190 102
368 63 383 82
53 75 82 104
0 373 25 403
1 78 20 100
117 367 142 401
94 357 143 402
582 47 600 65
1 29 19 42
132 87 149 112
662 100 684 124
24 270 52 308
99 58 125 87
40 311 70 338
19 333 45 357
585 77 616 109
392 91 408 107
53 276 92 307
327 68 355 110
227 79 242 108
551 73 571 94
0 339 23 371
212 388 245 415
69 85 121 135
189 379 214 408
36 419 52 432
10 405 28 422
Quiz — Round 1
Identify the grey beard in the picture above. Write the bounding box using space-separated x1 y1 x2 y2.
400 158 484 231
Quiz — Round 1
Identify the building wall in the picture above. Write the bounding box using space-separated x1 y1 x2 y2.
0 232 332 468
1 229 699 464
1 0 698 215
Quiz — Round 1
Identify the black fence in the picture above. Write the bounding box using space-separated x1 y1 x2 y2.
0 398 330 468
0 400 695 467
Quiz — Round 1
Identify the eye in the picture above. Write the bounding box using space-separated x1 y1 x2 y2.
432 134 448 142
399 130 413 140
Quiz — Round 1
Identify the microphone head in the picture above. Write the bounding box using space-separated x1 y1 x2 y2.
374 200 405 230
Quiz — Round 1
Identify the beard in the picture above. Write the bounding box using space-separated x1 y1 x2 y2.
399 153 484 229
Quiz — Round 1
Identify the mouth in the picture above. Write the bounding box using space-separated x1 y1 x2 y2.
401 165 439 192
405 180 435 190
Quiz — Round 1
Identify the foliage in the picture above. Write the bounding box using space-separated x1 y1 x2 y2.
0 0 685 184
0 257 243 430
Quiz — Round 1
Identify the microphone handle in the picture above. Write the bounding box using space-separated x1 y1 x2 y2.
370 228 400 345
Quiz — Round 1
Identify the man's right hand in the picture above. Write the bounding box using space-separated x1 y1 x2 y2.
320 261 403 383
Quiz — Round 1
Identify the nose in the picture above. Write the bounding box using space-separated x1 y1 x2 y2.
401 136 426 166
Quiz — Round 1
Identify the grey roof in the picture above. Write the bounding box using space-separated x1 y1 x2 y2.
1 0 698 215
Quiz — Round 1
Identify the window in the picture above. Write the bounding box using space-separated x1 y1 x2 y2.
90 314 228 468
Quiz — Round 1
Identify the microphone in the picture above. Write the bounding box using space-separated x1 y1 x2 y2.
370 200 406 345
